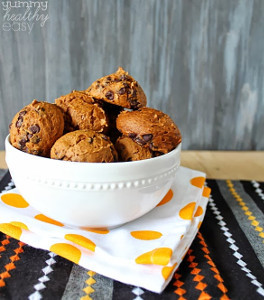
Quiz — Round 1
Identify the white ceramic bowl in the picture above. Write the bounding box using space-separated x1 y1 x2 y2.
5 135 181 228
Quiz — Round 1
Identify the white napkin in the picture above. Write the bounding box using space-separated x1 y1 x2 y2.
0 166 210 293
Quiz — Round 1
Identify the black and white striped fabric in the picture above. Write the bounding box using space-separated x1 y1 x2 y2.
0 171 263 299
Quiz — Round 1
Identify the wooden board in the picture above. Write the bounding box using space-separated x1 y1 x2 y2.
0 151 6 169
181 151 264 181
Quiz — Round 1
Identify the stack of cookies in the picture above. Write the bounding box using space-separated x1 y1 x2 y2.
9 67 181 162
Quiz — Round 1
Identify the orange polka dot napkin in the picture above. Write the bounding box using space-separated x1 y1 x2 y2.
0 166 210 293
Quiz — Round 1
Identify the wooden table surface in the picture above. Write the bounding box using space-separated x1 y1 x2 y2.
0 150 264 181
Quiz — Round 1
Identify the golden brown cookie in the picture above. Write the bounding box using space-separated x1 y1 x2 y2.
55 90 108 133
9 100 64 157
85 67 147 109
115 136 152 161
116 107 181 154
50 129 118 163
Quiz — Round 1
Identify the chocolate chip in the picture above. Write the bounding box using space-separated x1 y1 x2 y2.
134 137 146 146
120 74 127 80
29 124 40 134
19 138 27 149
149 142 156 150
123 83 129 88
32 136 40 144
19 110 27 117
32 149 40 155
118 88 126 95
142 134 153 142
128 133 137 138
127 89 131 95
16 116 23 128
106 76 111 81
9 123 12 130
129 100 139 108
153 151 163 157
19 110 27 116
88 137 94 144
26 133 33 140
105 91 114 100
132 90 137 97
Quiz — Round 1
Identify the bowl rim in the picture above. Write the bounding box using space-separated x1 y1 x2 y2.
5 134 181 167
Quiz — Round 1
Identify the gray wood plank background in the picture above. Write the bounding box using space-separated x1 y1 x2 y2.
0 0 263 150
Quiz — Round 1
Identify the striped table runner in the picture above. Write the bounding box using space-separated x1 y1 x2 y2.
0 171 263 299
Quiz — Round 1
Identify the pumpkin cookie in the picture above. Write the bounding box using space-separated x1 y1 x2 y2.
85 67 147 109
50 129 118 163
9 100 64 157
55 90 108 133
116 107 181 155
115 136 152 161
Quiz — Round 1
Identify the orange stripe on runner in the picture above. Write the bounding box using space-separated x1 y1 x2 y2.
226 180 264 240
0 235 10 253
186 248 212 299
81 270 96 300
173 272 187 299
197 231 230 299
0 240 25 287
